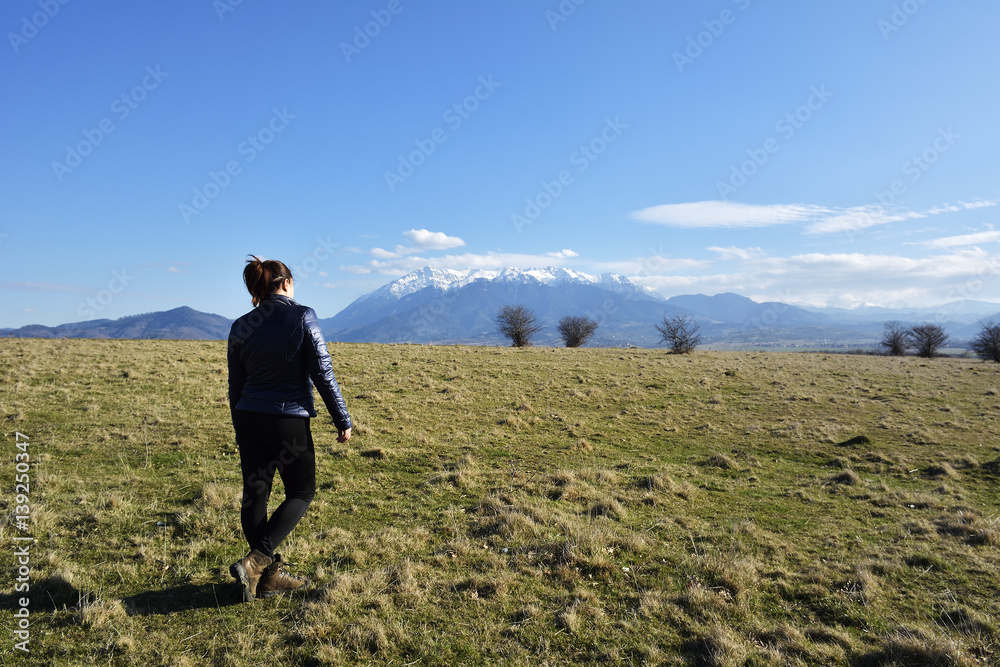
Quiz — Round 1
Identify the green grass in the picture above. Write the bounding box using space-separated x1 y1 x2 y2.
1 339 999 665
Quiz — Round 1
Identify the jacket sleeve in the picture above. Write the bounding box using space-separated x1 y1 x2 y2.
303 308 352 431
227 323 246 424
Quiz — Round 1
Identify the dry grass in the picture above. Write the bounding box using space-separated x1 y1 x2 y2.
1 339 999 665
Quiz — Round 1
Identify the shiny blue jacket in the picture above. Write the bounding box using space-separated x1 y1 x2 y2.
227 294 352 430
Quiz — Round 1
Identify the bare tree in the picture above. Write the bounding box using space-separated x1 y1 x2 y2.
907 323 949 358
655 313 701 354
557 316 599 348
496 305 543 348
970 320 1000 363
879 320 908 356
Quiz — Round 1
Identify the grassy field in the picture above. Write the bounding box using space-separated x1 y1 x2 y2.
1 338 998 666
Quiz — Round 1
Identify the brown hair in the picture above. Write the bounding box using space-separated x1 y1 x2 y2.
243 255 293 307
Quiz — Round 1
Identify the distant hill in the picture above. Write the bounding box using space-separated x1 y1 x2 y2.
4 269 996 347
1 306 233 340
799 300 1000 326
664 293 831 327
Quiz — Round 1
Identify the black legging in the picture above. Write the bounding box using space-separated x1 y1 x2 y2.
232 409 316 558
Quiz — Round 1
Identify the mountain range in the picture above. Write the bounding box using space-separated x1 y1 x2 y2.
4 267 999 348
1 306 232 340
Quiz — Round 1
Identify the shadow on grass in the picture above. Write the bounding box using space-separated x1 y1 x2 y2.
0 574 83 612
0 575 244 615
123 582 244 615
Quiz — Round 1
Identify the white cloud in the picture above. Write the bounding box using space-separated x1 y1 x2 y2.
546 249 579 258
341 249 579 277
367 229 466 260
707 246 766 261
804 200 998 234
740 248 1000 304
342 225 1000 309
803 205 922 234
631 199 999 236
0 281 89 293
591 256 711 276
370 247 402 259
629 247 1000 308
632 201 828 228
917 229 1000 248
925 200 999 215
402 229 466 250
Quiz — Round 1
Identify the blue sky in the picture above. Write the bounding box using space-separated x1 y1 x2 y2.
3 0 999 327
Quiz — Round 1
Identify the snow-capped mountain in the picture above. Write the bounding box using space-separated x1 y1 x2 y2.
352 266 471 305
321 266 670 345
354 266 663 305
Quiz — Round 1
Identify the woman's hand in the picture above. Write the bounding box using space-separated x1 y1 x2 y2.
337 427 352 443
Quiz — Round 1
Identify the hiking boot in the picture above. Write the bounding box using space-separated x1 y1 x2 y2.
257 553 309 598
229 549 272 602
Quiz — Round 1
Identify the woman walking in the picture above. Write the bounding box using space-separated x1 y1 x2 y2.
227 255 352 600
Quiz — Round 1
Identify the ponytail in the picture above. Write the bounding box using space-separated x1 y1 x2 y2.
243 255 293 307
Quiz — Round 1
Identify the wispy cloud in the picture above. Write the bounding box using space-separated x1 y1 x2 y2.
632 201 828 228
802 205 922 234
0 281 90 293
917 229 1000 248
591 256 710 276
631 199 998 235
341 249 577 276
925 201 998 215
707 246 766 261
805 200 999 235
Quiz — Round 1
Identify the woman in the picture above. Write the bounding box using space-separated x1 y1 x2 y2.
227 255 352 601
